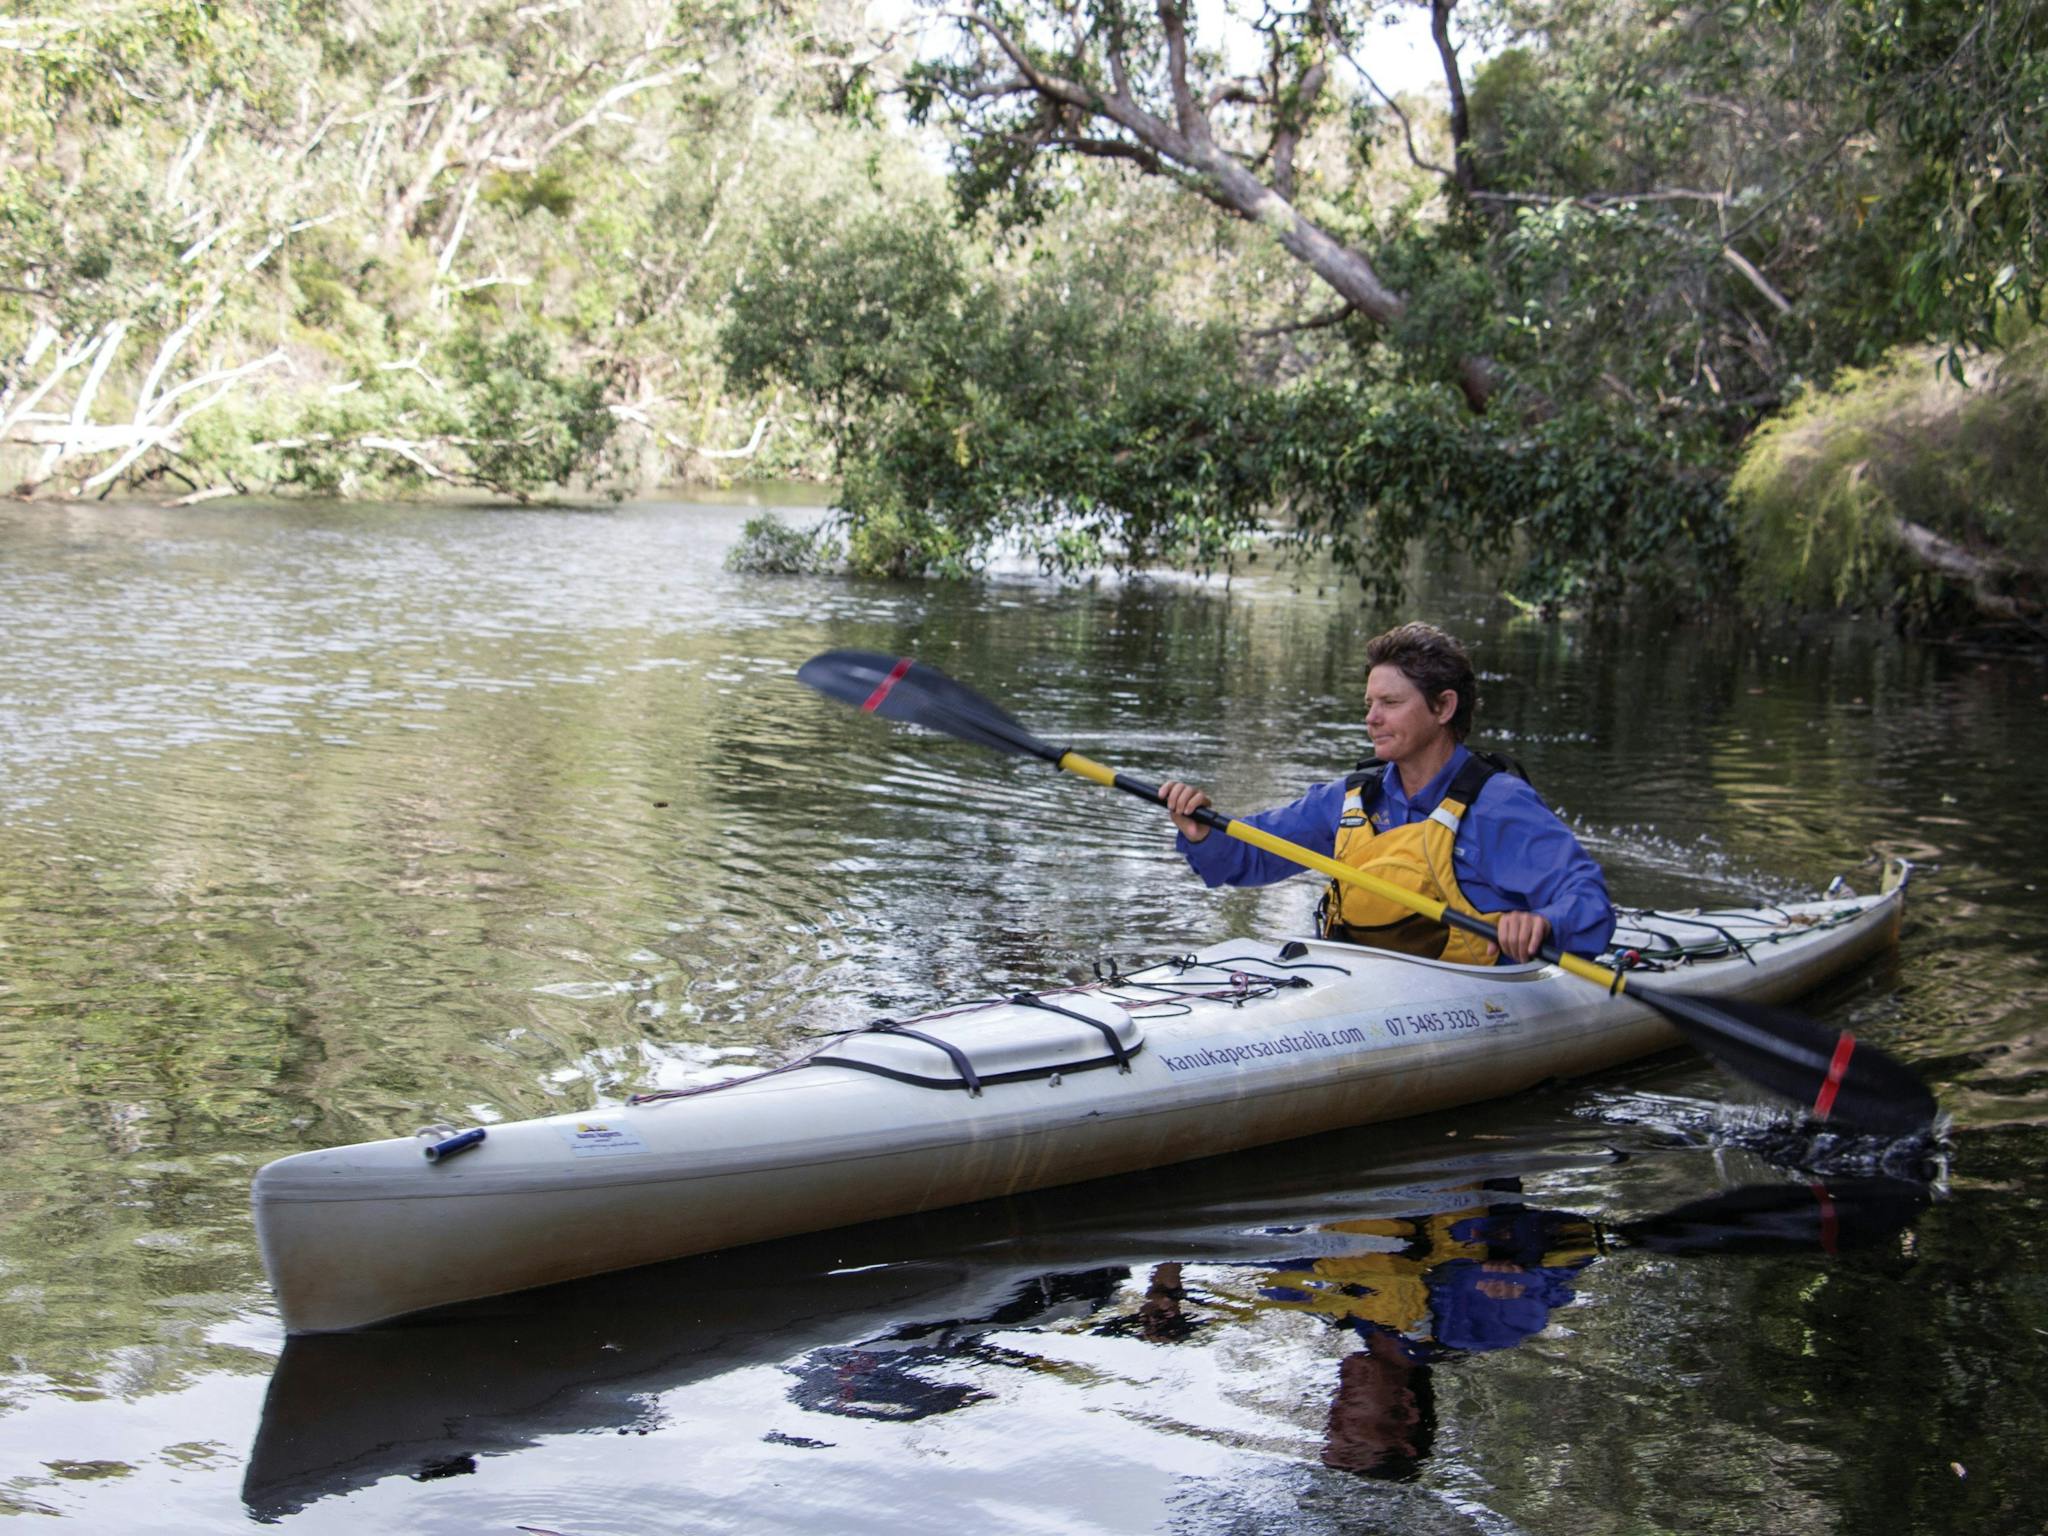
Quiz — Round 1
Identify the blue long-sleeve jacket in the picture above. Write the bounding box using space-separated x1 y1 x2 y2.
1176 745 1617 959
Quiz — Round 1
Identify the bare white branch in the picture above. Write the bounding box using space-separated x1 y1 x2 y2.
437 179 481 278
77 350 288 490
178 216 242 265
1721 245 1794 313
1 327 108 443
357 435 453 480
376 346 449 392
164 93 221 209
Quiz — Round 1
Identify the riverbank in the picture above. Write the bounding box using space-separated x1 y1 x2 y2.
1733 329 2048 645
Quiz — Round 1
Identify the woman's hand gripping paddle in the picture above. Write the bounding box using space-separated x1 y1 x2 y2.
797 649 1938 1135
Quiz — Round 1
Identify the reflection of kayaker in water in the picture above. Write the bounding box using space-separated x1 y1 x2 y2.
1227 1199 1599 1480
1248 1203 1597 1344
1160 622 1615 964
1323 1328 1434 1478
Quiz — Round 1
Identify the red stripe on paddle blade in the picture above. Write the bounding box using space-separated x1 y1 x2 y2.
1618 1178 1925 1257
861 657 914 713
1811 1183 1840 1257
1811 1032 1858 1121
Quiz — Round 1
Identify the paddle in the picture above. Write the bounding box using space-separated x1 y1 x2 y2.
796 649 1939 1135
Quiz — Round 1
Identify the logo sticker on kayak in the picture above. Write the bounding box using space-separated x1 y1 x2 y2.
1382 999 1518 1038
559 1120 649 1157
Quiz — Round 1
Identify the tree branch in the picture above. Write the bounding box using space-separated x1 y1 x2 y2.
957 13 1105 116
1471 188 1732 209
1429 0 1475 194
1267 11 1328 203
927 0 1493 407
1322 20 1453 181
1720 245 1793 314
1044 134 1171 176
1155 0 1208 146
0 327 109 444
77 351 287 491
163 92 220 209
1891 514 2045 636
1243 302 1355 338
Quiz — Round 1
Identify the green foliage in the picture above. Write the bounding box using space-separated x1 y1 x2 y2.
1462 0 2048 398
1269 384 1733 608
725 205 1273 578
483 165 580 220
725 204 1735 603
447 329 621 496
167 328 624 501
723 202 977 428
1777 0 2048 357
1 0 921 500
1730 330 2048 627
4 0 2039 639
0 1 254 137
724 512 845 573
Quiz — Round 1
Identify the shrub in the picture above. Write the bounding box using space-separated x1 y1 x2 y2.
724 513 845 574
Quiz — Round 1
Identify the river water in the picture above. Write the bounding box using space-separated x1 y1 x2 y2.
1 495 2044 1533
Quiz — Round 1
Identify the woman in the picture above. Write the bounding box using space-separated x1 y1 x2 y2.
1160 622 1613 964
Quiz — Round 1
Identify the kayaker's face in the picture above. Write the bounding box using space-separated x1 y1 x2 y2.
1365 664 1457 767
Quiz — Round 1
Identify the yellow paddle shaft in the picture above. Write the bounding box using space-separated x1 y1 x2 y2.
1056 749 1625 993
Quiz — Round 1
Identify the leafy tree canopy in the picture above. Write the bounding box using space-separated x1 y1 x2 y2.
721 0 2045 619
1 0 912 499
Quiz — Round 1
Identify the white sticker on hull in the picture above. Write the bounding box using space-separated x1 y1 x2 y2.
1157 998 1518 1076
1381 998 1520 1039
558 1119 650 1157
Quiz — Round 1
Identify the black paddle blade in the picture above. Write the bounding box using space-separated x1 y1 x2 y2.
1635 987 1938 1135
796 650 1058 762
1616 1177 1929 1257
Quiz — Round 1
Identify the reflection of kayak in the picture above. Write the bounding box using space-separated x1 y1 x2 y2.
253 873 1908 1332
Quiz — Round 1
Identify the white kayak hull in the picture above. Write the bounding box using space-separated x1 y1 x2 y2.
254 884 1905 1332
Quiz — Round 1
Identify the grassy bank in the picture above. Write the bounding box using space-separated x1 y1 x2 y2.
1730 330 2048 639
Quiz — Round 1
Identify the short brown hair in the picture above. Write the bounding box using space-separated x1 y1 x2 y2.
1364 623 1476 740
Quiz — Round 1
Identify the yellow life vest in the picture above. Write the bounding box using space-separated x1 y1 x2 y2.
1226 1210 1490 1331
1222 1207 1603 1334
1318 752 1513 966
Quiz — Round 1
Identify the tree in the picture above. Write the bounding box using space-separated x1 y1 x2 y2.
724 200 1730 602
905 0 1505 409
1794 0 2048 359
0 0 890 499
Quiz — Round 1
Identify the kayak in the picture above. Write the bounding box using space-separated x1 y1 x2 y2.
252 864 1909 1333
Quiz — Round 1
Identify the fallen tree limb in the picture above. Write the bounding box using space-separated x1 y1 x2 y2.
169 485 239 506
690 413 775 460
1890 514 2043 634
